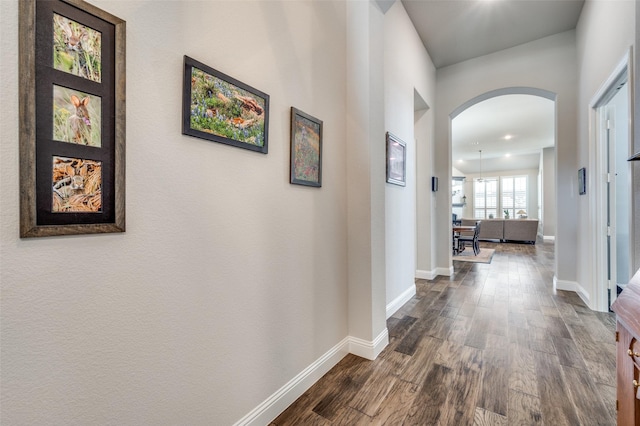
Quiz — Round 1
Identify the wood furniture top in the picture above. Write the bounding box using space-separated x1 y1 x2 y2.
612 270 640 336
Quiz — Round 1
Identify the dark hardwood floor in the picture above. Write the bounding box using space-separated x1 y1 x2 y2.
272 239 616 425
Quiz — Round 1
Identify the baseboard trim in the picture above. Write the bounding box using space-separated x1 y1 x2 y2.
543 235 555 241
553 276 590 306
386 284 416 318
232 337 350 426
349 328 389 360
415 269 436 280
233 329 389 426
435 266 454 277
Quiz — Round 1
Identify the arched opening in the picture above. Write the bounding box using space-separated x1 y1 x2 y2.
449 87 557 269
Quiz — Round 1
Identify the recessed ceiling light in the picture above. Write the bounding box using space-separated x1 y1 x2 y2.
505 153 511 157
504 134 513 140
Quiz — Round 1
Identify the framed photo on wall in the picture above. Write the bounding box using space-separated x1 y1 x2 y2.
290 107 322 187
182 56 269 154
386 132 406 186
19 0 126 237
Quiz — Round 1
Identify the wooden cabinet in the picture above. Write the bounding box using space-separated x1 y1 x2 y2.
611 269 640 425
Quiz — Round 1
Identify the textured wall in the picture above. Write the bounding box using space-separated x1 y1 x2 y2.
1 1 351 424
576 0 635 309
383 1 437 309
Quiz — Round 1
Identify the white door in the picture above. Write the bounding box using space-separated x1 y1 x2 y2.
601 79 630 310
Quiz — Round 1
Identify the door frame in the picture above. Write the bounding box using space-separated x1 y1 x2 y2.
589 48 633 311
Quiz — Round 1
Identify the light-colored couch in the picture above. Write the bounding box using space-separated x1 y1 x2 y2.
460 218 539 244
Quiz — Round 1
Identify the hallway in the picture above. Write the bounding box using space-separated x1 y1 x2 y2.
273 240 616 425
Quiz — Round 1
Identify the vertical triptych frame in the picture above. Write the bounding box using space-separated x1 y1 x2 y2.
19 0 125 237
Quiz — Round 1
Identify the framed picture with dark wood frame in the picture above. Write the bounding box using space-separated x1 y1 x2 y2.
290 107 322 187
182 56 269 154
19 0 126 238
578 167 586 195
386 132 406 186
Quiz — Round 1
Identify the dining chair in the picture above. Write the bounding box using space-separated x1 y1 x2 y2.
458 220 481 255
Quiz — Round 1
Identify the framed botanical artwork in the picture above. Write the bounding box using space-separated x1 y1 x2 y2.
386 132 406 186
182 56 269 154
578 167 586 195
19 0 126 237
290 107 322 187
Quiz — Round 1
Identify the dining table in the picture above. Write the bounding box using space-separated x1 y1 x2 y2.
452 225 476 255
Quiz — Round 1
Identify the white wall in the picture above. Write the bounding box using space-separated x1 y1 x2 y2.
434 31 578 280
383 2 437 301
345 0 388 351
576 0 636 308
1 1 357 424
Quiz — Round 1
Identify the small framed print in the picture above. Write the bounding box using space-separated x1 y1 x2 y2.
182 56 269 154
290 107 322 187
19 0 125 237
386 132 406 186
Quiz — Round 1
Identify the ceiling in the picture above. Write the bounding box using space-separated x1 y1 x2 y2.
452 94 555 174
397 0 585 174
401 0 585 69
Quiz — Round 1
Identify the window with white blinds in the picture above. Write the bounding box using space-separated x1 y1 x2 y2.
501 176 527 218
473 176 528 219
473 178 498 219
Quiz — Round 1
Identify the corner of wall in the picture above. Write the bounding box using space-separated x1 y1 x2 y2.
553 275 591 308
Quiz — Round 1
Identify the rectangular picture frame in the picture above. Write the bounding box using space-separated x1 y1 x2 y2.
290 107 322 187
182 56 269 154
386 132 406 187
578 167 586 195
19 0 126 238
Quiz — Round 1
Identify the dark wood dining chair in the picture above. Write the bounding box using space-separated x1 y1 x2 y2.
458 220 481 255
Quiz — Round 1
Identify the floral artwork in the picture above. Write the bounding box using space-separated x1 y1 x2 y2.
52 156 102 213
53 13 102 82
52 85 101 146
290 108 322 187
182 56 269 153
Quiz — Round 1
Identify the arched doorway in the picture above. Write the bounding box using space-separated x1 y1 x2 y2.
449 87 557 269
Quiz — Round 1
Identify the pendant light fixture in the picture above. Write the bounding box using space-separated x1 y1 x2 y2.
477 149 483 182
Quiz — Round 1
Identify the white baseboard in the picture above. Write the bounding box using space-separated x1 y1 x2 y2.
232 337 350 426
233 329 389 426
553 275 590 306
543 235 555 241
415 269 436 280
435 266 454 277
349 328 389 360
386 284 416 318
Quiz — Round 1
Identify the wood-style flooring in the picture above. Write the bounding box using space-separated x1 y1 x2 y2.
272 239 617 425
